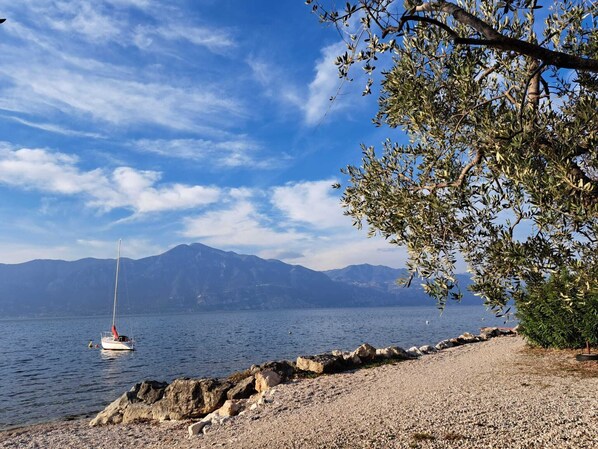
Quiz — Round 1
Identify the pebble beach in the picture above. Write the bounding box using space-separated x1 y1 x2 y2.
1 335 597 449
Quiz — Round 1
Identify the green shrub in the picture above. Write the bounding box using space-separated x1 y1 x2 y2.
516 270 598 349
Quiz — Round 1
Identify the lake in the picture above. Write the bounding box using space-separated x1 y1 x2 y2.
0 305 510 430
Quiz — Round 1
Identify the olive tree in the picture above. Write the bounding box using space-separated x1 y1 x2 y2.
309 0 598 313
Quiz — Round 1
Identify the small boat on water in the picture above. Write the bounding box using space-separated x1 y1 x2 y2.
101 239 135 351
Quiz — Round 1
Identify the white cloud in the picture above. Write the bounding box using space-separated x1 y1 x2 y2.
247 59 303 109
136 23 236 53
181 201 309 247
134 138 286 169
271 179 350 229
303 42 346 125
0 66 244 132
3 115 105 139
0 145 221 215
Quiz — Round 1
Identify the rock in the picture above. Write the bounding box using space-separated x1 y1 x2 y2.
89 392 130 426
351 343 377 362
157 378 231 420
255 369 281 392
435 339 454 350
342 352 362 366
90 380 170 426
218 400 243 417
376 347 394 359
258 360 296 382
418 345 437 354
296 353 343 374
406 346 422 358
134 380 168 404
188 421 207 436
457 332 478 344
449 338 462 346
387 346 410 359
227 375 256 400
480 327 501 338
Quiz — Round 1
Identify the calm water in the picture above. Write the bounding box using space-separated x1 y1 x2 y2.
0 306 509 430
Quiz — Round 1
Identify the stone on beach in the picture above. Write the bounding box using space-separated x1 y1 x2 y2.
90 378 232 426
255 370 281 392
296 354 343 374
350 343 377 362
227 376 256 400
159 378 231 419
406 346 422 358
435 339 454 350
217 400 243 417
418 345 437 354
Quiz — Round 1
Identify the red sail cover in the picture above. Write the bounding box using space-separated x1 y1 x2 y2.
111 325 119 339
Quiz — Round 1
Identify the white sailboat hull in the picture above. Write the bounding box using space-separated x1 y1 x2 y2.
101 332 135 351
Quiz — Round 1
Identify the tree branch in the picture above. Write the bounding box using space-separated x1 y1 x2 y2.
406 0 598 72
414 149 483 192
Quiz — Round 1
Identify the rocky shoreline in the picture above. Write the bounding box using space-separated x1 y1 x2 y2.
88 327 515 435
2 327 597 449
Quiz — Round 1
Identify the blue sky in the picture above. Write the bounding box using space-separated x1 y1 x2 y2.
0 0 411 270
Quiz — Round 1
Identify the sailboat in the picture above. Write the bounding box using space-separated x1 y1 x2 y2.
101 239 135 351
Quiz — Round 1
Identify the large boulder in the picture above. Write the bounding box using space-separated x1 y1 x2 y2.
457 332 478 344
296 353 344 374
227 375 256 400
255 369 281 392
406 346 422 358
90 377 232 426
375 346 410 360
135 380 168 404
89 380 168 426
350 343 377 362
436 339 454 350
158 378 231 420
257 360 296 382
418 345 437 354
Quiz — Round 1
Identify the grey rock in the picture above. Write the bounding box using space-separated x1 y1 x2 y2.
296 353 344 374
406 346 422 358
227 376 256 400
418 345 437 354
157 378 230 420
435 339 454 350
350 343 377 362
133 380 168 405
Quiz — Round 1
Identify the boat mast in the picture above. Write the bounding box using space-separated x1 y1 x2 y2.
112 239 121 328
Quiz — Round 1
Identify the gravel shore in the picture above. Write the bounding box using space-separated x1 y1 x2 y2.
2 335 596 449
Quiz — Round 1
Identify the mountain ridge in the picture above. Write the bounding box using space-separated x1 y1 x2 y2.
0 243 477 317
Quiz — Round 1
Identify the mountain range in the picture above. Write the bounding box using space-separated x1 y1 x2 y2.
0 243 478 317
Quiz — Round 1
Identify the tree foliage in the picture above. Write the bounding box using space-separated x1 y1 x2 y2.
309 0 598 312
516 269 598 348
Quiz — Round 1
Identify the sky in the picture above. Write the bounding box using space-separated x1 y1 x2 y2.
0 0 412 270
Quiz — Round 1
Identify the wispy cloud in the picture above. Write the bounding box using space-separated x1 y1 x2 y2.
0 145 221 214
0 66 245 132
0 1 243 135
133 138 288 169
303 42 347 126
247 59 304 110
3 115 105 139
134 23 236 53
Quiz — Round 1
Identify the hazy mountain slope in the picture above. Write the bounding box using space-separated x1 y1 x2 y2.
0 244 404 317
